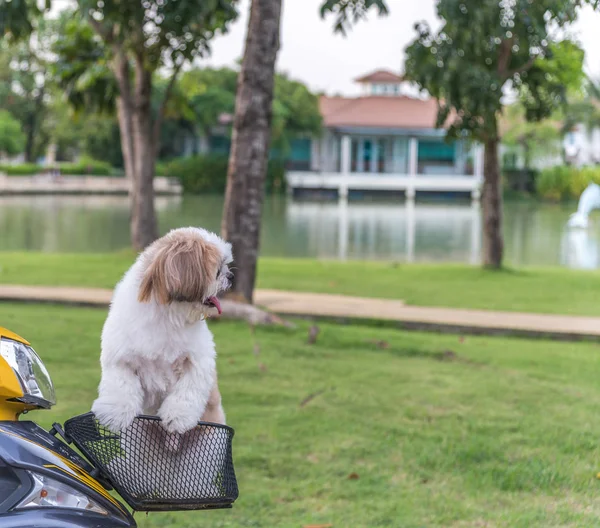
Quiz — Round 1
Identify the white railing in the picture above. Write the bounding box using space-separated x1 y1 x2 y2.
286 171 483 199
0 175 182 196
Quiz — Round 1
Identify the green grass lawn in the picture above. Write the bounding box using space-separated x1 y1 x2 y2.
2 252 600 315
3 303 600 527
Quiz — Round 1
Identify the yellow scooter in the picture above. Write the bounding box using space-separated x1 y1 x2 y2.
0 326 238 528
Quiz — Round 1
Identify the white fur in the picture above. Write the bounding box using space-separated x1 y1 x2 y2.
92 227 232 435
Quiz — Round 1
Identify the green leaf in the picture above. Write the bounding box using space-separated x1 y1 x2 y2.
320 0 389 35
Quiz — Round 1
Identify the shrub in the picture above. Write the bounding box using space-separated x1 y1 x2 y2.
572 166 600 197
503 169 538 194
166 155 229 193
163 155 287 194
536 165 600 201
0 157 113 176
536 166 574 201
58 157 113 176
0 163 40 176
155 161 168 177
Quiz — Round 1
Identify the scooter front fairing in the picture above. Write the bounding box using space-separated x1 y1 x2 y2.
0 420 135 527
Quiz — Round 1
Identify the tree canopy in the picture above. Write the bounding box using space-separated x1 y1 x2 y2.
562 75 600 134
0 15 62 161
404 0 592 269
168 66 322 155
501 103 562 169
0 0 50 41
405 0 590 142
272 73 323 154
50 0 241 249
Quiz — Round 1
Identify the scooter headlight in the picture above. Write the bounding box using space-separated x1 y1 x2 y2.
15 472 108 515
0 338 56 408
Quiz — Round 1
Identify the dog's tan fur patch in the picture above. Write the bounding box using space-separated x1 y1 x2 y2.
138 231 222 304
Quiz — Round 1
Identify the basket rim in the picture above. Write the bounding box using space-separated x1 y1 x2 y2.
64 411 236 435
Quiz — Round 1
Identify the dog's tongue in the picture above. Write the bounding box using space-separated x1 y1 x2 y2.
208 296 222 315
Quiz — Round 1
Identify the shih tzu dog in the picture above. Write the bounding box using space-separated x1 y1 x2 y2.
92 227 233 435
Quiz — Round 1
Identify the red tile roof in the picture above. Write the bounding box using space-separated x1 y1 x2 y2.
319 95 447 130
354 70 404 83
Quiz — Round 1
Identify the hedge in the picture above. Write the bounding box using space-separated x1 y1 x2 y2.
0 158 113 176
1 155 288 194
0 163 40 176
162 154 286 194
59 159 113 176
536 165 600 201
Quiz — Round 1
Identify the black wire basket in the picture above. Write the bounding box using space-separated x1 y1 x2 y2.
63 412 238 512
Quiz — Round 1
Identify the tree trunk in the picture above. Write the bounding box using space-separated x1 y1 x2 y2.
482 137 503 268
221 0 282 304
130 57 158 251
112 52 157 251
24 84 45 163
113 54 135 181
116 97 135 179
24 114 36 163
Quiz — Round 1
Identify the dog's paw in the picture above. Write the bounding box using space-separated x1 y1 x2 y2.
158 400 200 435
92 399 138 433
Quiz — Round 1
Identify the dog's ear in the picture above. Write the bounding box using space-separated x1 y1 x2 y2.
138 245 171 304
138 237 221 304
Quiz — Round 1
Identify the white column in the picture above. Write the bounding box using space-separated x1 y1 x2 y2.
408 137 418 176
474 143 484 182
341 135 351 174
454 140 466 175
407 137 418 200
339 135 351 199
370 138 379 173
357 138 365 173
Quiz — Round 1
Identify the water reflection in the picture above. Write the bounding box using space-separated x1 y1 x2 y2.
0 194 597 269
286 200 481 263
560 228 600 269
0 195 182 252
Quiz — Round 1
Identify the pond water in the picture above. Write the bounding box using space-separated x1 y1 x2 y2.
0 195 594 269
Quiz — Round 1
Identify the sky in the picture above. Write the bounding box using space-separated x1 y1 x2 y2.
195 0 600 96
50 0 600 97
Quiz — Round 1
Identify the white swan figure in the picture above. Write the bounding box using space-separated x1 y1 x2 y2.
567 183 600 229
561 228 599 269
